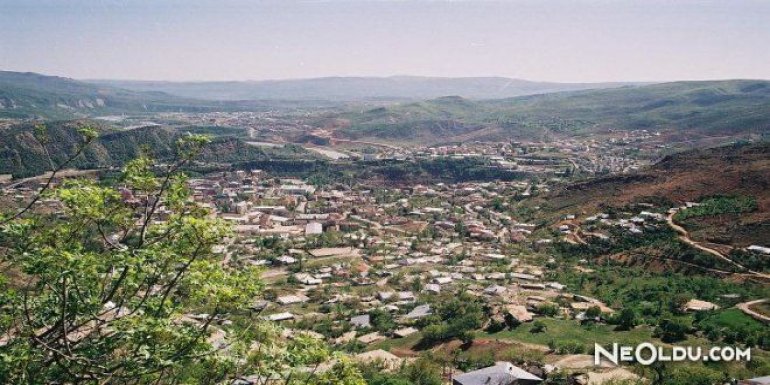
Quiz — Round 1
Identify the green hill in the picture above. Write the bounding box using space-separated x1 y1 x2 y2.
0 71 304 119
0 121 312 178
547 142 770 247
90 76 636 101
339 80 770 142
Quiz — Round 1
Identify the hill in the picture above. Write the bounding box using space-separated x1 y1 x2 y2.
0 71 317 119
548 142 770 247
90 76 635 101
0 120 312 178
338 80 770 143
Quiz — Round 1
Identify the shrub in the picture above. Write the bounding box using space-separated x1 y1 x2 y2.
530 321 546 333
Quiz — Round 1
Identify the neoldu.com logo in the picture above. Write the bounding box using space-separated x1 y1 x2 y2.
595 343 751 366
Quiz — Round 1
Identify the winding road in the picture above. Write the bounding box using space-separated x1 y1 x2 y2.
736 299 770 324
666 208 770 281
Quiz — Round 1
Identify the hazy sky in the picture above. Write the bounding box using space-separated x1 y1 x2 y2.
1 0 769 82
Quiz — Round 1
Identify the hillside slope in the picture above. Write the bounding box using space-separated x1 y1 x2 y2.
90 76 635 101
548 142 770 246
0 71 286 119
0 121 308 178
339 80 770 143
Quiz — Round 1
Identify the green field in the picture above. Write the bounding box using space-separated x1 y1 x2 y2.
702 308 764 329
481 318 654 348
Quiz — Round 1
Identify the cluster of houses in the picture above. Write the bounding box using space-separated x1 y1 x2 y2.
2 149 768 385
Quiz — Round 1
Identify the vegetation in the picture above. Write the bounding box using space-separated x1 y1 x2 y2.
674 195 758 221
0 128 365 385
554 226 737 272
0 121 315 178
341 80 770 142
694 309 768 347
485 318 653 349
418 293 484 346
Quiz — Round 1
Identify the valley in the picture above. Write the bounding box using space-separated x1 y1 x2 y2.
1 71 769 385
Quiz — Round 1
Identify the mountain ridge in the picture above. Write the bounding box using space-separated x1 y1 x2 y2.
88 75 642 101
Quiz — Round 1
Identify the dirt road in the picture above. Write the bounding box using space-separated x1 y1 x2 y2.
736 299 770 324
666 209 770 280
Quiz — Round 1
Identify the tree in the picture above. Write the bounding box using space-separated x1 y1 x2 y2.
0 127 364 384
369 308 396 333
670 294 692 315
419 294 484 346
664 365 723 385
585 305 602 319
656 319 689 343
399 358 443 385
0 133 262 384
615 308 637 331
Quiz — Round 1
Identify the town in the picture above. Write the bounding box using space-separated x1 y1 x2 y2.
3 150 768 384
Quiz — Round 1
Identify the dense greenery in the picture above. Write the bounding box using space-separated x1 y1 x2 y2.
674 196 758 221
547 264 770 348
417 293 485 346
554 226 736 272
359 358 443 385
0 129 366 385
0 121 314 178
694 308 768 347
341 80 770 141
236 156 530 186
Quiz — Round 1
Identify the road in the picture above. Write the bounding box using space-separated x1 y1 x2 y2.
329 138 401 150
736 299 770 324
666 209 770 280
2 168 101 189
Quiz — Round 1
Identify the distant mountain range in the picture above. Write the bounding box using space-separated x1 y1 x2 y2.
89 76 640 101
2 71 769 146
0 71 328 119
0 71 210 119
339 80 770 142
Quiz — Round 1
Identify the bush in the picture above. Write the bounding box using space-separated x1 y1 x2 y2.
498 346 545 366
656 319 689 343
536 303 560 317
674 195 757 221
549 340 585 354
612 308 637 331
530 321 546 333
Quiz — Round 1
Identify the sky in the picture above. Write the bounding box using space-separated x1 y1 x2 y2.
1 0 769 82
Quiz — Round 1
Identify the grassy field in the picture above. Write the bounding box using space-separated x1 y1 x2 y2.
702 308 765 330
481 318 654 348
370 332 423 354
369 318 655 354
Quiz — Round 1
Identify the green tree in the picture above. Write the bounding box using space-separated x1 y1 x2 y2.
0 129 365 385
656 319 689 343
615 308 637 331
585 305 602 319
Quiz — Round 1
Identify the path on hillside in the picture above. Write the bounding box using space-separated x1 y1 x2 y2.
666 209 770 280
329 138 401 150
736 299 770 324
2 168 100 189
